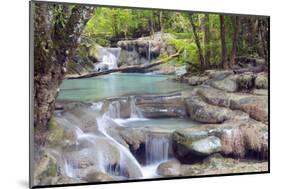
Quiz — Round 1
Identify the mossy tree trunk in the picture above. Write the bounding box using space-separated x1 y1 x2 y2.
33 2 94 136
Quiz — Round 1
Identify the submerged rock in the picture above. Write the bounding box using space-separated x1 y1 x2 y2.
136 93 186 118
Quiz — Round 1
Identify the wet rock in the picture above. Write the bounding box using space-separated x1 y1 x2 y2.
86 172 114 182
118 128 145 150
157 160 181 176
187 76 209 86
255 72 268 89
205 70 233 80
55 176 84 185
175 66 187 77
33 152 60 185
117 33 173 65
237 72 255 90
46 118 78 147
230 95 268 123
210 75 238 92
185 95 230 123
136 93 186 118
196 87 268 123
172 130 222 162
197 87 231 107
252 89 268 96
191 136 221 155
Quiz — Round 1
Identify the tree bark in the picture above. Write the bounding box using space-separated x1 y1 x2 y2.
33 2 94 133
188 14 205 71
219 15 228 69
203 14 210 68
230 16 241 68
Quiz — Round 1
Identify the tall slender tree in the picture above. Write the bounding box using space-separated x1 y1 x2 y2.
220 15 228 69
203 14 211 68
230 16 241 68
188 13 205 71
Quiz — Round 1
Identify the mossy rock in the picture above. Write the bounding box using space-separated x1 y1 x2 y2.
33 152 59 185
46 118 76 147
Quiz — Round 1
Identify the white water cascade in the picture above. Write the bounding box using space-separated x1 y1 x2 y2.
55 111 143 179
95 48 121 71
130 96 143 118
145 134 170 165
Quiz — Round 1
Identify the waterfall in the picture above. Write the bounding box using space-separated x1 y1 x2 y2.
96 115 144 178
54 113 143 179
130 96 143 118
95 47 121 71
108 101 121 118
148 41 151 63
145 134 170 165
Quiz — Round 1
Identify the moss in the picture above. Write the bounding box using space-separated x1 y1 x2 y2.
46 119 64 146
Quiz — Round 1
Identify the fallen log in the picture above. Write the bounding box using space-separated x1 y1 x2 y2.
66 50 182 79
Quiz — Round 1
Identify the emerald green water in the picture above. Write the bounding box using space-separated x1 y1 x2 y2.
58 73 190 102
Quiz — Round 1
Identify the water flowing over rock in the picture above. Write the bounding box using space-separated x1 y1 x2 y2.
117 33 176 66
145 133 170 165
95 48 121 71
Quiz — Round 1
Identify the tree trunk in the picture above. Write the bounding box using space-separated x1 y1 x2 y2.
188 14 205 71
159 11 164 38
230 16 241 68
203 14 210 68
219 15 228 69
33 2 94 134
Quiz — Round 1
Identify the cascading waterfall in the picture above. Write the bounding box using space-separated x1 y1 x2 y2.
95 47 121 71
108 101 121 118
145 134 170 165
53 96 176 180
96 114 143 178
54 111 143 179
147 41 151 63
130 96 143 118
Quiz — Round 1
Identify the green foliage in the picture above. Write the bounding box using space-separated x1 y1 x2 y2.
81 7 267 66
167 35 199 65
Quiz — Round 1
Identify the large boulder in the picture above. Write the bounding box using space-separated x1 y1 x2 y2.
46 118 77 147
205 70 234 80
33 152 60 186
196 87 268 123
255 72 268 89
237 72 255 90
210 75 238 92
186 76 209 86
172 129 222 163
86 172 114 182
185 95 231 123
230 95 268 123
157 160 181 176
